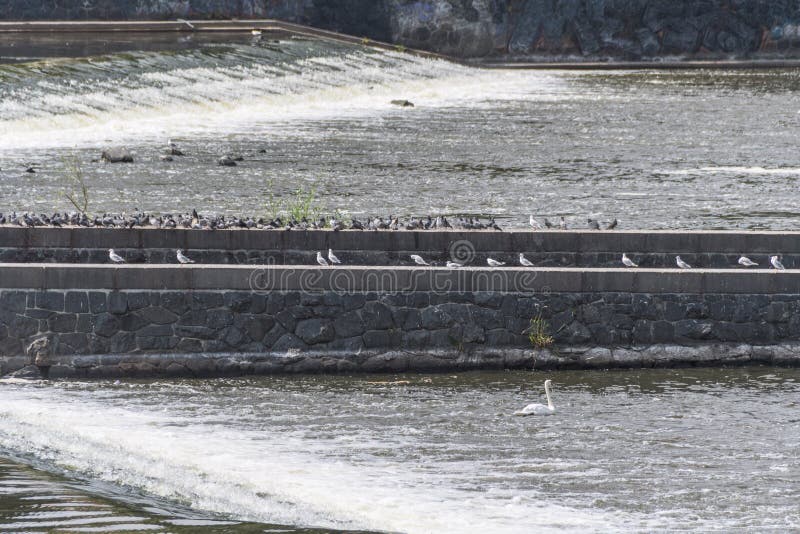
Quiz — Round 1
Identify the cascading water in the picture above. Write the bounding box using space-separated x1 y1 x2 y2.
1 370 799 532
4 38 800 228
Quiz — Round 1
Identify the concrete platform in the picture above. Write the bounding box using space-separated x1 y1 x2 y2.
0 263 798 294
3 227 800 254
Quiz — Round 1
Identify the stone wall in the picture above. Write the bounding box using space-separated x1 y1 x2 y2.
2 287 800 377
4 1 800 59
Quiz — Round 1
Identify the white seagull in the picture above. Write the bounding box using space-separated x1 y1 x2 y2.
529 215 542 229
738 256 758 267
676 256 692 269
108 249 125 264
622 253 638 268
316 251 329 267
519 253 534 267
445 261 462 268
328 249 341 265
514 380 555 416
411 254 429 266
771 255 785 270
487 258 506 267
176 249 195 264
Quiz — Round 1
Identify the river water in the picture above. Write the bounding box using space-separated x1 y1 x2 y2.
2 33 800 533
1 369 799 532
3 35 800 229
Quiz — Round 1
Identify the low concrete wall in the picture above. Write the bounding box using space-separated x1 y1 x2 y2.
1 263 800 376
3 228 800 268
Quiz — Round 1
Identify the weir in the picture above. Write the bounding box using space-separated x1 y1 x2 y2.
1 228 799 378
5 20 800 70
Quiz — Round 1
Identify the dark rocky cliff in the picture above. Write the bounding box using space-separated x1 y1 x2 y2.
3 0 800 60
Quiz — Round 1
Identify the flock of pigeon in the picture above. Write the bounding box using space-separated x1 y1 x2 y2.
0 211 509 232
0 210 626 232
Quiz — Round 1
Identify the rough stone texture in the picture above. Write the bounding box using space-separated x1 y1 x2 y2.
0 289 799 378
1 342 798 378
3 1 800 59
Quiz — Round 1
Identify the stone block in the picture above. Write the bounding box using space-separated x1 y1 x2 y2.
36 291 64 311
48 313 77 333
140 306 178 325
109 331 136 353
224 292 252 312
363 329 402 349
207 309 234 329
295 319 335 345
160 292 189 314
0 291 27 313
360 301 394 330
272 333 306 352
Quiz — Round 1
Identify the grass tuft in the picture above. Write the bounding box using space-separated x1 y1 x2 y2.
525 314 554 348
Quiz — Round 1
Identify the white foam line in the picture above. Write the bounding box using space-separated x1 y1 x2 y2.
0 386 620 534
662 166 800 176
0 50 564 151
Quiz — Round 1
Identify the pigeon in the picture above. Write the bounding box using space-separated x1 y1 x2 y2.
738 256 758 267
176 249 195 264
587 218 600 230
519 253 534 267
529 215 542 229
445 261 462 268
606 218 618 230
108 249 125 264
544 218 553 229
771 255 785 270
559 217 567 230
487 258 506 267
328 249 341 265
622 253 638 268
676 256 692 269
411 254 429 266
316 251 329 267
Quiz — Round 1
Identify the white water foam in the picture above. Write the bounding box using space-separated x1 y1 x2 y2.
0 384 621 533
0 49 562 152
662 166 800 176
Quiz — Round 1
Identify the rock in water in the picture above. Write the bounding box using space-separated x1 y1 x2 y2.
390 99 415 107
26 336 52 367
7 365 45 379
160 155 174 162
218 156 237 167
101 147 134 163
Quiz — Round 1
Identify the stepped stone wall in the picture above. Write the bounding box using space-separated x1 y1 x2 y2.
3 1 800 59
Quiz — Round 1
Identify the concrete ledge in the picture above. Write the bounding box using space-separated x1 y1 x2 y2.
0 263 799 293
2 343 798 378
3 228 800 255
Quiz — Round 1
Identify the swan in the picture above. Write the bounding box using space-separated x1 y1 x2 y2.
515 379 555 416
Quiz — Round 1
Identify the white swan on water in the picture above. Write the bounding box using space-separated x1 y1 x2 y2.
514 379 555 416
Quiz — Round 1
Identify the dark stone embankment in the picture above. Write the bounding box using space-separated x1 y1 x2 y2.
3 1 800 60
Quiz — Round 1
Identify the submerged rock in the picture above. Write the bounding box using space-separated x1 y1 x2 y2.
160 155 174 162
7 365 45 379
101 147 134 163
390 99 414 107
26 336 52 367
